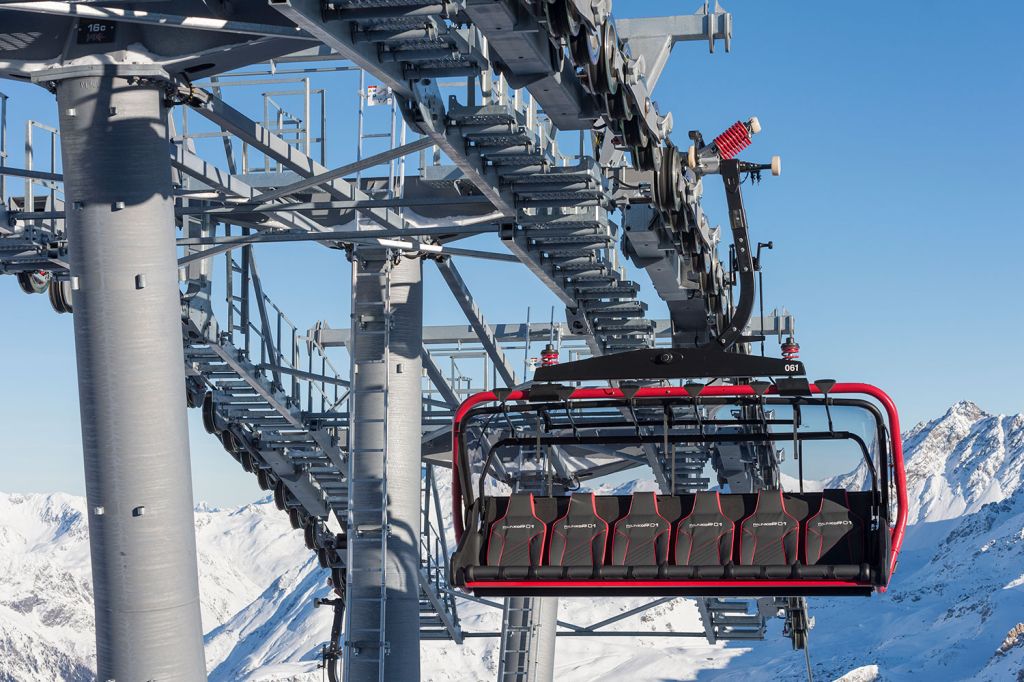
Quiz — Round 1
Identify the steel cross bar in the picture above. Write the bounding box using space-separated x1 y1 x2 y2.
248 256 284 391
175 194 494 217
170 145 323 233
433 257 517 387
249 136 434 204
574 597 677 632
421 348 461 409
0 166 62 181
176 236 517 267
269 0 515 216
186 88 410 231
176 225 499 247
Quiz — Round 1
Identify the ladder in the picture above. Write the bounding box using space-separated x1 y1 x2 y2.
697 597 769 643
668 445 712 494
496 598 540 681
343 252 393 682
355 70 406 230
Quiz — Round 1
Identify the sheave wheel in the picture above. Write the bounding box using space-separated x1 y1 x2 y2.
18 270 50 294
655 144 683 214
256 467 272 491
273 481 288 511
331 567 345 596
304 521 317 550
48 279 72 314
201 392 219 434
632 139 656 172
544 0 580 38
571 24 601 65
595 21 620 95
240 451 256 474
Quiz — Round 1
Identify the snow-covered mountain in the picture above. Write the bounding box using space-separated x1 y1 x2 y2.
1 401 1022 681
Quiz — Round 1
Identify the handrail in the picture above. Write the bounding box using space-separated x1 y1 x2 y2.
221 253 346 419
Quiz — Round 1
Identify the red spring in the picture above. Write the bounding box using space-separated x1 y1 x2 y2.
540 344 559 367
713 121 752 160
781 337 800 361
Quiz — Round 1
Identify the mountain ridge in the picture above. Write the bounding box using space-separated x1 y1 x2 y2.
0 401 1021 681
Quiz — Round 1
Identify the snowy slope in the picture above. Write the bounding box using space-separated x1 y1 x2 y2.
1 401 1022 681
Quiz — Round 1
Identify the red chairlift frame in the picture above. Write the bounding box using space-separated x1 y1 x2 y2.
451 382 907 595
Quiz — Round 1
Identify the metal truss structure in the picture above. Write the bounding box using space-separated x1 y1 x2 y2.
0 2 808 681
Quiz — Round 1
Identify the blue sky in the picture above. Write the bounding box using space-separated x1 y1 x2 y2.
1 1 1021 505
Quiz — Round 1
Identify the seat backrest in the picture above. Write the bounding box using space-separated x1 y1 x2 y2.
806 489 865 565
548 493 609 568
485 494 546 567
675 492 735 566
738 489 799 565
611 492 671 566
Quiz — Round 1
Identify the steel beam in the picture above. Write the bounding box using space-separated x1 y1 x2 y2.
270 0 515 215
176 225 497 248
249 136 434 203
0 2 316 40
187 88 409 230
170 144 322 233
433 258 517 387
54 69 206 681
315 315 795 348
617 8 733 90
421 348 461 408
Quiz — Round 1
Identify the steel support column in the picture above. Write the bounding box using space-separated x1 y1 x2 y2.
54 71 206 680
346 249 422 681
498 596 557 682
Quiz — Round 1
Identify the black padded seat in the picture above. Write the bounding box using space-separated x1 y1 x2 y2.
610 492 671 578
667 491 734 578
799 489 870 581
736 489 800 578
483 493 546 578
545 493 609 580
806 489 865 564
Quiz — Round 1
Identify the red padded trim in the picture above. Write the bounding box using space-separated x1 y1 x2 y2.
465 579 871 590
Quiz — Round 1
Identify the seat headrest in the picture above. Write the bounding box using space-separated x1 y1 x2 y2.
690 491 723 515
753 489 787 514
818 489 855 517
567 493 595 515
627 491 659 516
505 493 536 517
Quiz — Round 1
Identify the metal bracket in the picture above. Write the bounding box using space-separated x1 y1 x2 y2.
533 345 805 383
